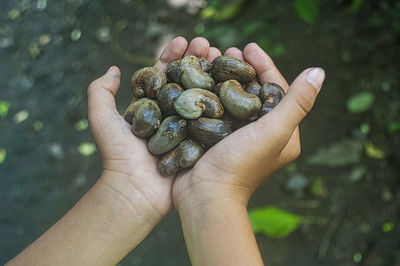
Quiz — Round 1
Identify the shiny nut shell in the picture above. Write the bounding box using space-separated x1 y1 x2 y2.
148 116 187 155
166 59 182 84
210 55 256 83
188 117 232 146
259 82 285 116
131 67 167 98
244 80 261 97
158 140 204 176
157 83 184 116
173 88 224 120
123 98 162 137
181 56 215 90
219 80 261 120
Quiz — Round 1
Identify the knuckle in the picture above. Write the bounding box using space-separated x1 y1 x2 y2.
294 89 315 115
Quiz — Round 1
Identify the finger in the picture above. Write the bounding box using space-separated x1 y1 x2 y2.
224 47 244 60
184 37 210 57
154 36 188 72
243 43 288 90
87 66 122 136
207 47 221 62
255 67 325 149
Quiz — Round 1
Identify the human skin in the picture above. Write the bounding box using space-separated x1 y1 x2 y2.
172 44 325 266
6 36 191 266
7 37 324 266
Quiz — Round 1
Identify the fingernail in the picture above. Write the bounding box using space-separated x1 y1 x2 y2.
306 67 325 91
107 66 118 74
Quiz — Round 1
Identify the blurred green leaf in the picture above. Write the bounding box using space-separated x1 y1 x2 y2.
249 206 301 238
214 2 243 21
365 141 385 160
258 39 286 57
307 139 363 167
294 0 320 25
311 177 328 198
0 148 6 164
201 7 217 19
0 100 11 118
32 120 44 132
75 119 89 131
78 142 96 157
382 222 395 233
369 14 385 27
348 0 364 13
388 121 400 133
346 92 375 113
242 21 263 36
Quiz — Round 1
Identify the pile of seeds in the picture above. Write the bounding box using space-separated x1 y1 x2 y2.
123 55 285 176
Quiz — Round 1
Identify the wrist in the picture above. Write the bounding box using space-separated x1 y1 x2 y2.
97 170 170 227
173 174 250 217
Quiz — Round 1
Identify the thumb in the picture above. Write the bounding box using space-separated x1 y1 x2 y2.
257 67 325 146
87 66 122 140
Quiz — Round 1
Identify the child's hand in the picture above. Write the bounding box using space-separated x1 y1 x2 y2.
173 43 325 211
87 37 222 222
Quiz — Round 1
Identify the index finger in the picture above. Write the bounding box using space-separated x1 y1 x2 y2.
243 43 289 91
154 36 188 72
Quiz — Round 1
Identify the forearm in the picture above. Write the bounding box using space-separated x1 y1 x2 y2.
178 194 264 266
7 172 164 266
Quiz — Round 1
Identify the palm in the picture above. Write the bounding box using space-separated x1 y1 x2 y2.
172 42 304 205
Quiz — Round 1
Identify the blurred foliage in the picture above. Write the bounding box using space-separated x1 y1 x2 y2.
75 119 89 131
346 92 375 114
0 100 11 118
249 206 301 239
0 148 6 164
364 141 385 160
294 0 320 24
311 177 328 198
78 142 97 157
382 222 395 233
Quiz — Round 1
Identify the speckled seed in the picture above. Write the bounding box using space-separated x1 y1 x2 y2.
219 80 261 120
158 140 204 176
123 98 162 137
148 116 187 155
181 56 215 90
213 82 224 95
188 117 232 146
173 88 224 120
259 82 286 116
210 55 256 83
199 57 211 72
244 80 261 97
166 59 182 84
131 67 167 98
123 97 139 124
157 83 184 116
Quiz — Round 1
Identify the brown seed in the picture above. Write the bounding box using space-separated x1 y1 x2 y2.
210 55 256 83
158 140 204 176
259 82 285 116
188 117 232 146
131 67 167 98
219 80 261 120
157 83 184 116
148 116 187 155
174 88 224 120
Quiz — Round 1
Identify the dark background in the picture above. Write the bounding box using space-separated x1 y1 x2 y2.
1 0 399 265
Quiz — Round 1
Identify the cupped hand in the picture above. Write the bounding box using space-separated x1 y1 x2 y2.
87 37 223 220
173 43 325 211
